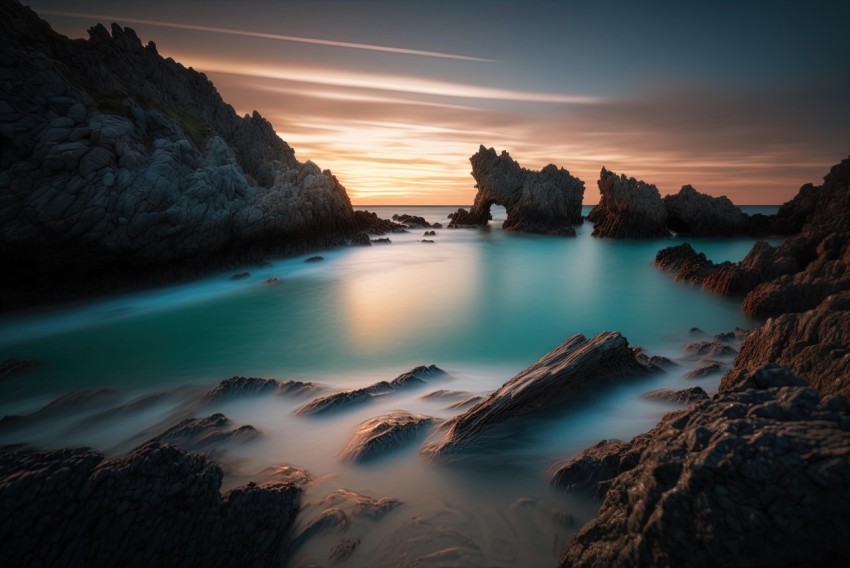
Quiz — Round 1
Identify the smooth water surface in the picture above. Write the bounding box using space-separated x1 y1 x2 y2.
0 205 779 567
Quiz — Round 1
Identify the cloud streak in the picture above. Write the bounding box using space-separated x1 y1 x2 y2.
39 10 494 62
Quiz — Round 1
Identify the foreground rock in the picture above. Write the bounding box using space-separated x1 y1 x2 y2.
448 146 584 235
0 1 356 310
663 184 748 235
720 292 850 398
559 366 850 567
656 155 850 318
425 332 654 458
588 168 669 238
296 365 445 416
340 411 437 463
0 441 300 567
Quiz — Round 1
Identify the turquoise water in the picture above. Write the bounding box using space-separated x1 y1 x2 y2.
0 205 779 567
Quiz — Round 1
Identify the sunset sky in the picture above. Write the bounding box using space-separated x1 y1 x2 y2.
31 0 850 205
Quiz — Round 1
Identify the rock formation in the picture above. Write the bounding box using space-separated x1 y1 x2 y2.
340 411 437 462
0 441 301 567
448 146 584 235
201 375 321 404
149 413 259 452
720 292 850 398
663 184 748 235
559 366 850 567
641 386 709 404
425 332 655 458
655 155 850 318
0 0 359 310
588 168 669 238
295 365 445 416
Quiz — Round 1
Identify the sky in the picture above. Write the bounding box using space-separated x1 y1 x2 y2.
29 0 850 205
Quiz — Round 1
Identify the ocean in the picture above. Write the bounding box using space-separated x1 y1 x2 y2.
0 205 779 566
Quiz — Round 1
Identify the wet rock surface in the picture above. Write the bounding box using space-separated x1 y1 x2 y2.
341 411 437 463
0 1 356 310
448 146 584 235
0 441 301 568
560 366 850 567
588 167 669 238
425 332 655 458
296 365 445 416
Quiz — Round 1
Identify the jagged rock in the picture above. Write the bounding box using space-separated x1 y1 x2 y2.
340 411 437 462
551 440 632 496
201 376 280 404
684 361 725 379
642 386 709 404
421 389 472 401
352 210 406 235
0 1 357 311
588 167 668 238
446 395 485 410
720 293 850 398
424 332 655 458
296 365 445 415
683 341 737 358
633 347 678 369
392 214 431 228
149 413 259 451
663 184 748 235
0 358 34 381
0 441 300 567
559 366 850 567
350 232 372 246
448 146 584 235
656 156 850 318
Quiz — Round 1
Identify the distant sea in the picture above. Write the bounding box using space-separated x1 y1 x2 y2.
0 204 780 566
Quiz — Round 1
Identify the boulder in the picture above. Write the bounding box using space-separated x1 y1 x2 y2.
588 167 668 238
662 184 748 235
448 146 584 235
560 366 850 567
340 411 437 462
0 441 301 567
424 332 655 458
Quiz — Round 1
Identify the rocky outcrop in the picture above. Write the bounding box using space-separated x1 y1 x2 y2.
588 168 669 238
559 366 850 567
0 441 301 567
392 213 431 228
201 376 321 404
656 156 850 318
295 365 445 416
448 146 584 235
642 386 709 404
663 184 748 235
684 361 725 379
0 388 121 430
149 413 259 452
424 332 654 458
0 1 357 310
340 411 437 462
353 210 406 235
720 292 850 398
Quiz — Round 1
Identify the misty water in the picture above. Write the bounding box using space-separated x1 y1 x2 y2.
0 205 778 566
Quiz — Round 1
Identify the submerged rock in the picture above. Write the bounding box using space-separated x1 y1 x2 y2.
560 366 850 567
341 411 437 463
149 413 259 451
202 376 279 403
683 340 738 358
296 365 445 416
0 358 35 381
305 255 325 263
448 146 584 235
392 214 431 228
425 332 655 458
588 168 668 238
353 210 407 235
642 386 709 404
0 441 300 567
0 388 121 430
684 361 725 379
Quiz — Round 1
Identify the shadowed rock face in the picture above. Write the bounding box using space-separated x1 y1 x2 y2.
720 292 850 399
588 168 669 238
424 332 654 458
559 366 850 568
448 146 584 235
149 413 260 452
340 411 437 463
0 441 301 568
663 184 748 235
0 1 357 310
